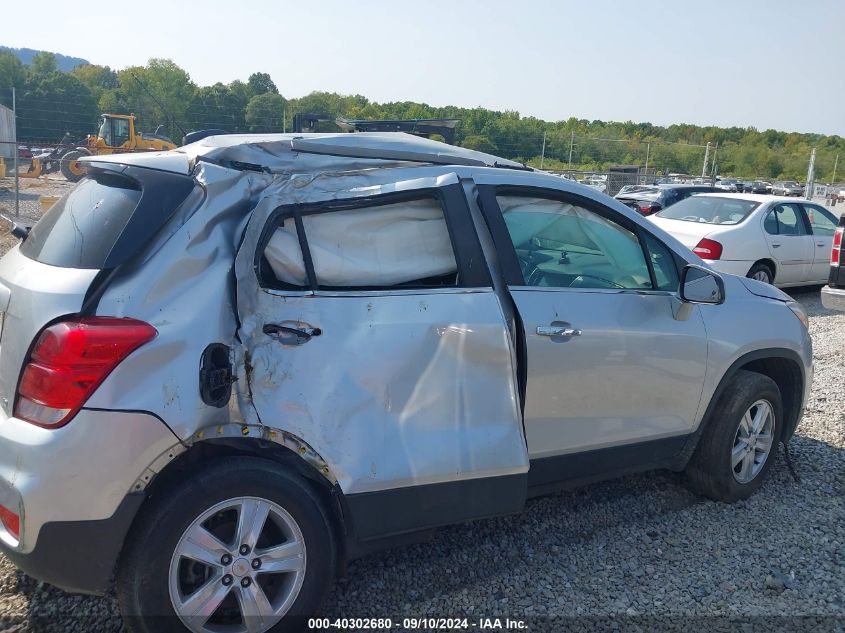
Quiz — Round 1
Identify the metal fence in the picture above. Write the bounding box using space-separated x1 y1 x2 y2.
0 106 14 161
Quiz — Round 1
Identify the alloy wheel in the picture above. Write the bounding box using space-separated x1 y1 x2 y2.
168 497 306 633
752 269 771 283
731 399 775 484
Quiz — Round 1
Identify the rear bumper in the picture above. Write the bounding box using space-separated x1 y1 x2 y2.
821 285 845 311
0 494 144 594
0 408 180 593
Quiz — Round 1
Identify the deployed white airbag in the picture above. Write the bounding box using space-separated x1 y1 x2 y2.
265 198 457 287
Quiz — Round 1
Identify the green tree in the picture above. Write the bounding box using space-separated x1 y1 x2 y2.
71 64 118 104
0 50 26 108
16 71 98 141
186 83 245 132
247 72 278 97
461 135 497 154
30 52 58 76
245 92 287 132
116 59 195 140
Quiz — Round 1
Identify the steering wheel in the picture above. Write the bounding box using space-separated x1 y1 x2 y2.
568 274 626 289
516 253 543 285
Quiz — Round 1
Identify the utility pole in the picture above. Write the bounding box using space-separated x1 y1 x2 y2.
831 153 838 185
711 142 719 180
540 132 546 170
567 130 574 171
701 142 711 179
283 108 286 134
13 87 19 218
806 147 816 199
644 142 651 177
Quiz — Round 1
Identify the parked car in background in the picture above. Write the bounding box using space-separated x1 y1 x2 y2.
615 184 721 216
747 181 770 194
771 181 805 197
717 179 741 192
616 184 652 196
649 193 838 286
579 175 607 193
0 134 812 632
821 214 845 310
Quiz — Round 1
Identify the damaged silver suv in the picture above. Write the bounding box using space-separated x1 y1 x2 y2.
0 133 812 632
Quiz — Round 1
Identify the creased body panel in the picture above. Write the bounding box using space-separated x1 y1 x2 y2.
238 291 526 493
233 171 527 495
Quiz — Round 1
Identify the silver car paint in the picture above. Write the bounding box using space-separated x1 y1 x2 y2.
466 170 812 433
233 170 527 493
510 287 708 458
0 408 179 551
0 134 813 552
0 248 100 417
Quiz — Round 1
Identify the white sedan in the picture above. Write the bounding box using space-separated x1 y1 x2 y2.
649 193 839 287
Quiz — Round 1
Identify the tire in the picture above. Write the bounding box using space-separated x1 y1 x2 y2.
60 150 86 182
746 262 774 285
117 457 337 633
686 370 782 502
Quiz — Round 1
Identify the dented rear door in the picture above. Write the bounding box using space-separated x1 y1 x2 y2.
233 170 528 536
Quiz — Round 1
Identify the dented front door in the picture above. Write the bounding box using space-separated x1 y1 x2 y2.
233 170 528 524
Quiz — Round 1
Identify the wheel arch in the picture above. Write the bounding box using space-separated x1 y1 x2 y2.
674 348 806 468
126 432 351 574
748 258 777 280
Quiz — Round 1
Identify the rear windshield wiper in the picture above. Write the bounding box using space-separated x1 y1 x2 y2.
0 214 30 240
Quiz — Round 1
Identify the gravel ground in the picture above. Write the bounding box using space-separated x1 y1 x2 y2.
0 177 842 631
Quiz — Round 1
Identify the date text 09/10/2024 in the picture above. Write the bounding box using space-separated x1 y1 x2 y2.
308 618 528 630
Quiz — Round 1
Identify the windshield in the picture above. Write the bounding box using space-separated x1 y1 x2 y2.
656 196 759 225
783 181 799 187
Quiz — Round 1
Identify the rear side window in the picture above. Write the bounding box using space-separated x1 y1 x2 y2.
20 174 141 269
262 196 459 289
764 204 807 236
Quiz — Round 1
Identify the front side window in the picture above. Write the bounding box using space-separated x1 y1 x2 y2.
496 195 651 290
803 205 838 236
764 203 807 236
644 233 679 291
262 197 458 289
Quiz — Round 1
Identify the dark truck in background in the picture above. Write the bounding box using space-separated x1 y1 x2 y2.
821 215 845 310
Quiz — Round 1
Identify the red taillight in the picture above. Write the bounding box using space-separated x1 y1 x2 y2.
693 238 723 260
0 504 20 539
832 227 843 266
14 318 157 428
637 203 658 215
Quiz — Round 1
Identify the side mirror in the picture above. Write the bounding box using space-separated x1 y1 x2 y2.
680 264 725 304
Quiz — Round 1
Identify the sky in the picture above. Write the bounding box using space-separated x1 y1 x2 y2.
3 0 844 136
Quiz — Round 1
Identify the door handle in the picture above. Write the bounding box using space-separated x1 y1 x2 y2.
817 242 826 247
537 325 581 337
263 323 322 345
771 243 781 248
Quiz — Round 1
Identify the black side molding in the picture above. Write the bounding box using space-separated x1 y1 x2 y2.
527 434 691 495
344 473 526 543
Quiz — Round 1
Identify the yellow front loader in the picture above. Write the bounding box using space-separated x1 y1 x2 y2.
21 114 177 181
